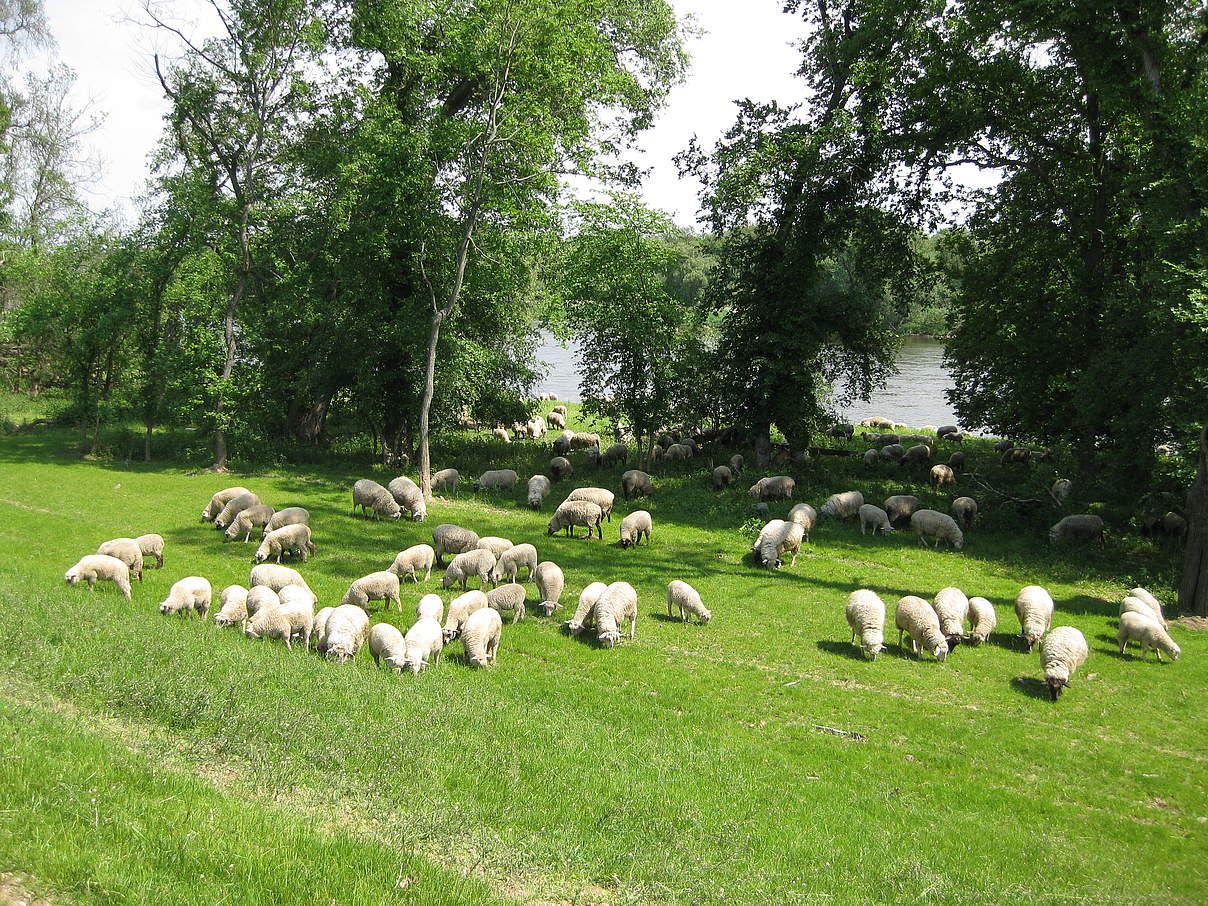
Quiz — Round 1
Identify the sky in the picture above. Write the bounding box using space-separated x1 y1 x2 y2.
34 0 812 228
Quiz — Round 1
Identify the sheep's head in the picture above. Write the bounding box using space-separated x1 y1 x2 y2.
64 568 80 586
545 518 559 536
326 644 353 663
243 624 260 639
160 599 185 616
442 627 459 644
1166 642 1182 661
539 601 559 617
468 654 490 668
619 534 633 549
598 630 621 648
864 641 882 660
1046 676 1068 700
223 526 238 542
879 525 895 535
697 608 713 624
932 640 949 661
441 572 458 589
384 656 405 674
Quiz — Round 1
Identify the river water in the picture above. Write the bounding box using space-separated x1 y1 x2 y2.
534 334 961 429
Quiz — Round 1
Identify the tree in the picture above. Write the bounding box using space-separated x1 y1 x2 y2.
1179 424 1208 617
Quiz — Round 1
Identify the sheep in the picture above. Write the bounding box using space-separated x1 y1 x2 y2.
388 544 436 583
752 519 805 569
948 451 966 470
431 524 481 567
619 510 653 549
929 465 956 488
936 425 960 438
569 432 602 451
787 503 818 542
1040 626 1089 699
820 490 864 520
1049 514 1104 545
351 478 402 520
1117 611 1181 662
548 410 567 430
245 585 282 620
443 589 488 642
387 476 427 522
1001 448 1050 465
827 424 855 440
214 585 249 627
369 623 408 672
993 438 1014 453
880 443 906 463
534 561 565 616
858 504 894 536
96 538 144 582
248 563 312 596
894 596 949 661
252 523 314 564
551 403 567 416
845 590 885 660
244 606 294 647
202 486 252 522
527 415 547 439
567 487 615 521
432 468 459 493
1128 587 1167 625
966 597 997 645
340 571 402 611
1014 585 1054 652
487 582 527 624
158 576 212 618
910 510 965 550
214 492 261 530
266 586 315 648
728 454 744 475
312 607 334 652
867 433 901 447
527 474 552 509
749 476 795 501
492 426 510 443
649 445 664 466
64 555 131 600
321 604 371 663
950 496 978 531
461 607 503 667
601 443 628 466
883 495 920 525
593 581 638 647
442 549 497 591
417 593 444 622
547 500 604 539
563 581 609 635
863 449 880 468
621 469 653 500
667 580 711 624
223 504 275 543
403 617 444 672
931 587 970 643
135 533 165 569
477 536 514 557
550 456 573 480
474 469 518 491
492 543 537 584
264 507 309 536
860 416 895 429
900 444 933 468
712 465 733 490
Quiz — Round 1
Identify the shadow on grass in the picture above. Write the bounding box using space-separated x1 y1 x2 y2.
1010 676 1052 700
814 639 866 661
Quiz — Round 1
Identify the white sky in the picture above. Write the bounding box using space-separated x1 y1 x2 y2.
36 0 811 228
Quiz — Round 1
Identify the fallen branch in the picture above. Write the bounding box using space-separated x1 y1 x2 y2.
961 472 1042 507
813 724 867 742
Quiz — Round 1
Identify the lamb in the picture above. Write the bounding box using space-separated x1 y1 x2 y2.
264 506 309 535
252 523 314 564
417 593 444 622
966 596 997 645
477 536 514 556
567 487 616 521
404 617 444 672
96 538 144 582
1039 626 1089 699
845 590 885 660
492 543 537 584
474 469 518 491
1049 514 1104 545
248 563 312 596
787 503 818 541
748 476 795 501
1014 585 1055 652
388 544 435 583
135 533 165 569
369 623 408 672
527 474 552 508
158 576 212 618
712 465 733 490
461 607 503 667
245 585 282 619
863 449 880 468
820 490 864 520
214 585 249 627
601 443 628 466
619 510 653 548
950 497 978 531
729 454 744 474
387 475 427 521
432 524 481 567
549 456 573 480
443 589 488 642
858 504 893 536
667 580 711 624
883 495 920 525
929 465 956 488
202 486 252 522
931 587 970 643
1116 612 1181 662
900 444 933 468
223 504 275 543
565 581 609 635
442 549 497 590
244 606 294 647
621 469 653 500
213 491 261 530
910 510 965 550
351 478 402 520
487 582 527 623
534 561 565 616
1128 587 1167 626
527 415 547 439
593 581 638 647
894 595 949 661
340 571 402 611
320 604 371 663
64 555 131 600
548 410 566 430
432 468 459 493
752 519 805 569
546 500 604 539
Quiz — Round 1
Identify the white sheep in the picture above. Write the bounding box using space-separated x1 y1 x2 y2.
388 544 435 583
432 468 459 493
248 563 312 596
1050 478 1073 506
858 504 893 536
245 585 281 619
223 504 275 543
477 536 514 557
820 491 864 520
547 500 604 539
461 607 503 667
880 443 906 463
431 524 481 567
621 469 653 500
548 410 567 430
351 478 402 520
1015 585 1054 652
1128 587 1167 625
264 507 309 536
443 589 488 642
565 581 608 635
929 465 956 488
966 596 997 645
320 604 370 663
950 497 977 531
252 523 314 564
862 449 880 468
894 595 949 661
369 623 408 672
910 509 965 550
64 554 132 600
96 538 144 582
931 587 969 642
567 487 615 522
244 606 294 647
312 606 334 652
214 585 249 627
619 510 653 549
729 454 744 474
492 543 538 584
404 617 444 673
1119 595 1163 625
416 593 444 623
550 456 573 480
883 495 920 525
214 491 261 530
442 549 497 590
159 576 212 618
259 586 314 648
1039 626 1089 699
712 465 733 490
201 486 251 522
492 426 510 443
787 503 818 541
474 469 518 491
901 444 933 467
1117 611 1181 661
593 581 638 647
601 443 628 466
1049 514 1104 545
752 519 805 570
341 571 402 611
748 476 795 501
487 582 527 623
527 474 552 509
667 580 711 624
387 475 427 522
135 533 165 569
845 590 885 660
569 431 602 451
534 561 565 616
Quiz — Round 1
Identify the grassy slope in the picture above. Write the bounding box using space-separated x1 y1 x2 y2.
0 406 1204 906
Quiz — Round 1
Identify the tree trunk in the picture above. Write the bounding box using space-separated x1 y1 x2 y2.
211 208 250 473
754 422 772 468
418 309 444 499
287 394 331 444
1178 424 1208 617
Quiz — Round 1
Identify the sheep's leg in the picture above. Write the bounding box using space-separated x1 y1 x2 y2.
851 629 857 644
629 615 636 639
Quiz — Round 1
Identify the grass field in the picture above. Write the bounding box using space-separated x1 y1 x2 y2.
0 403 1204 906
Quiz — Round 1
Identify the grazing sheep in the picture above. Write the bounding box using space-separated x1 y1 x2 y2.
223 504 276 543
880 443 906 463
993 439 1014 454
403 617 444 672
867 433 901 447
135 533 165 569
443 590 489 642
548 410 567 430
492 543 538 584
749 475 795 501
352 478 402 520
1015 585 1055 652
551 404 567 416
948 452 966 470
931 587 970 643
1049 514 1104 545
966 597 997 645
527 474 552 509
667 580 711 624
1128 587 1167 625
936 425 960 438
860 416 895 430
96 538 144 582
387 476 427 522
950 497 978 531
569 432 602 452
264 506 309 536
275 586 316 648
712 465 733 490
910 510 965 550
1119 595 1162 626
214 492 261 530
388 544 435 583
549 457 573 481
1040 626 1089 699
901 444 933 468
1117 612 1181 661
417 593 444 622
752 519 805 570
547 500 604 539
214 585 249 627
729 454 744 475
320 605 370 663
534 561 565 616
527 415 547 439
244 606 293 647
567 487 615 522
863 449 880 468
593 581 638 648
487 582 527 624
619 510 653 549
252 523 314 564
894 596 949 661
432 524 481 567
787 503 818 542
442 549 497 591
820 491 864 520
827 424 855 440
1001 448 1050 465
312 606 334 652
432 468 459 493
245 585 282 620
477 536 514 557
858 504 893 536
565 582 608 635
475 469 518 491
64 555 131 600
202 486 252 522
845 590 886 660
340 571 402 611
883 495 921 525
621 469 654 500
158 576 212 618
929 465 956 488
369 623 408 672
601 443 628 466
552 430 574 457
461 607 503 667
248 563 311 596
492 426 510 443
